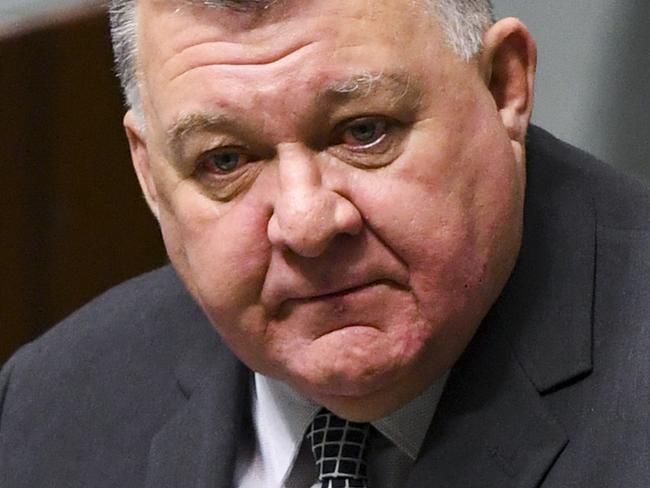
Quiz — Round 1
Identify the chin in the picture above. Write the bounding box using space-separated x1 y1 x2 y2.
307 382 419 422
297 366 399 398
283 356 425 421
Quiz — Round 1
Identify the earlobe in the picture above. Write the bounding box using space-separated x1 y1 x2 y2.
124 110 160 220
480 18 537 147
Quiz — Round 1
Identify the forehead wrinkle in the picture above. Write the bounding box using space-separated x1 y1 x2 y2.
169 0 279 12
163 40 318 87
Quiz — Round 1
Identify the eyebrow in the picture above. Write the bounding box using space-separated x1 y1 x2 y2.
167 112 245 162
324 71 415 100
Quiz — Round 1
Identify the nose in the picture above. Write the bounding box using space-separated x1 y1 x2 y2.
267 145 362 257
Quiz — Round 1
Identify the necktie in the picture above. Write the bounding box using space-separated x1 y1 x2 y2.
306 408 371 488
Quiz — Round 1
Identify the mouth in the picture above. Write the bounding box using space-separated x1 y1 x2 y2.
295 280 388 303
269 278 406 320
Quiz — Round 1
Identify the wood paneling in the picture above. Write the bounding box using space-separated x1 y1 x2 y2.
1 13 167 363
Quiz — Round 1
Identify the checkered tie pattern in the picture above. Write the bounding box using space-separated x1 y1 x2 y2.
306 409 371 488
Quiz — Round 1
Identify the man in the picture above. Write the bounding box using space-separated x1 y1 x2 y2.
1 0 649 486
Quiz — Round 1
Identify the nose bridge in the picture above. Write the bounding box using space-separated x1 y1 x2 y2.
268 144 362 257
276 143 323 198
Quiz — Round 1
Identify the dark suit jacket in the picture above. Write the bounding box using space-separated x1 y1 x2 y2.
1 126 649 487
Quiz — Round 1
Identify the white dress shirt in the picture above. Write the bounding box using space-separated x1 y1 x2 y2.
235 372 448 488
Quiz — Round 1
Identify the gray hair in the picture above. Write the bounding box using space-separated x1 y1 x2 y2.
109 0 494 116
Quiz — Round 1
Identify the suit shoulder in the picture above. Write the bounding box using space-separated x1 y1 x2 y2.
0 267 225 486
526 125 650 230
2 266 214 396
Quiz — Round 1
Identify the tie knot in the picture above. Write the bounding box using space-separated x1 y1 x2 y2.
306 409 370 488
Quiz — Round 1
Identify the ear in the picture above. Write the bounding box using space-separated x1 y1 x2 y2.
124 110 160 220
480 18 537 148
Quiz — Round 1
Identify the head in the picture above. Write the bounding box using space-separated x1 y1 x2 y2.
111 0 536 420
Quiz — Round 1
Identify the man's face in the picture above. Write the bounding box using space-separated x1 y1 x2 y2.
130 0 527 418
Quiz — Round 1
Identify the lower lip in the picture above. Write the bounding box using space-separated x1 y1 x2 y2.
316 322 381 340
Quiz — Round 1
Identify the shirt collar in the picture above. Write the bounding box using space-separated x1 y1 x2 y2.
252 371 448 486
372 372 448 460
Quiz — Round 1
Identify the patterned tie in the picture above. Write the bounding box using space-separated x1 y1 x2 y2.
306 408 371 488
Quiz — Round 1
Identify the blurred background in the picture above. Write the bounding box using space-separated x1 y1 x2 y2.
2 0 649 363
1 0 167 363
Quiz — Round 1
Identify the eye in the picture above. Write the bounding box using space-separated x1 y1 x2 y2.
328 115 405 168
341 117 387 148
203 150 246 173
200 149 249 174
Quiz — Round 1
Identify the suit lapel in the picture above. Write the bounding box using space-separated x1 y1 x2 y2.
496 126 596 394
407 313 568 488
145 328 250 488
408 127 597 487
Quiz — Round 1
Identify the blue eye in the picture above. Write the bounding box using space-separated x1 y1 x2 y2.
203 150 248 173
342 118 387 147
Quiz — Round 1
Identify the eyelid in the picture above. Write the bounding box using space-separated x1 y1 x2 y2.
342 114 387 128
192 146 265 201
348 128 387 150
337 115 384 131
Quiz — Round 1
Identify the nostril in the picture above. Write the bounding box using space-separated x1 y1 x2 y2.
267 211 336 257
266 213 284 248
334 197 363 236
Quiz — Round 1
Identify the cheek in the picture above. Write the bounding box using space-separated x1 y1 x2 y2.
354 123 523 326
158 184 272 323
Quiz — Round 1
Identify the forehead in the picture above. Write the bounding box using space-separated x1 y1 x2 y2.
137 0 458 132
138 0 443 67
